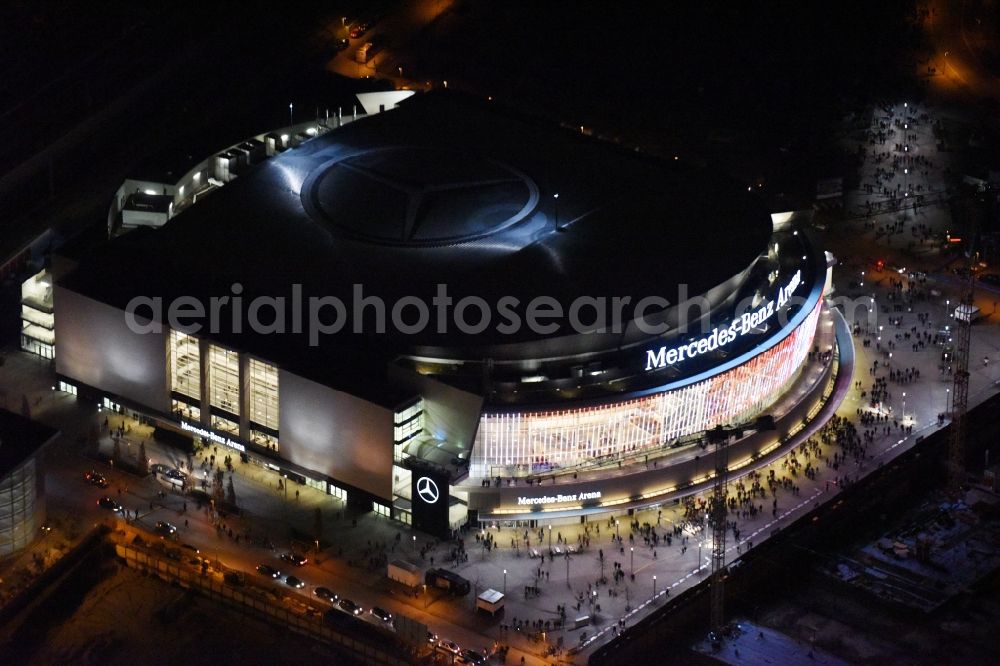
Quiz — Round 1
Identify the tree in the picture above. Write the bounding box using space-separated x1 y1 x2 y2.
227 476 237 505
213 468 225 504
137 441 149 476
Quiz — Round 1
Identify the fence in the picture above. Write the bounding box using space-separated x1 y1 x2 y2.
113 539 414 666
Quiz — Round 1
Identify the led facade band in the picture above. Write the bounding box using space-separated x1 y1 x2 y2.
471 297 822 476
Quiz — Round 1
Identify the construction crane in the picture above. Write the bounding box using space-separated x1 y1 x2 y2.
707 414 775 635
947 188 982 491
948 265 976 490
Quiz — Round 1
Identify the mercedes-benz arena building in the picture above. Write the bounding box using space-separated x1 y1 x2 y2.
51 91 837 537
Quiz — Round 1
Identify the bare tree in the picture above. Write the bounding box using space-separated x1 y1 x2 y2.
213 468 225 504
137 441 149 476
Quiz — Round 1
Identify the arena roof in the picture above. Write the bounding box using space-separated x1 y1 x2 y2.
60 91 774 388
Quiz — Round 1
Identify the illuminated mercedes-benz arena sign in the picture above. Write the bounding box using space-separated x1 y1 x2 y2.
49 90 838 532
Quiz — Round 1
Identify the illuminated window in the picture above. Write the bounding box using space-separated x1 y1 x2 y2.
209 344 240 415
328 484 347 501
169 330 201 402
248 358 279 431
374 502 391 518
57 381 77 396
172 400 200 422
251 429 279 452
394 399 423 445
471 299 823 476
211 414 239 436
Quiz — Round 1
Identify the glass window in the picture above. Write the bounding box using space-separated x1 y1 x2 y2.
172 399 200 423
209 344 240 415
249 358 279 431
394 399 423 445
211 414 239 436
251 429 279 452
169 330 201 401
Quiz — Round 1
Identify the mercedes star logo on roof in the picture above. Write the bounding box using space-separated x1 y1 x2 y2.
301 146 539 247
416 476 440 504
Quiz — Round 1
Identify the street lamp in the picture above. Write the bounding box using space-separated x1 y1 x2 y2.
615 520 620 539
548 524 552 549
902 392 906 421
412 535 416 553
503 568 507 594
289 102 294 126
630 546 634 576
652 575 657 601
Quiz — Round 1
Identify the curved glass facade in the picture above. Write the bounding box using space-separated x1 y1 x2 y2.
471 297 823 477
0 458 40 556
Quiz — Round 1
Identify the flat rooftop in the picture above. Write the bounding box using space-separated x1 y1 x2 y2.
0 408 59 477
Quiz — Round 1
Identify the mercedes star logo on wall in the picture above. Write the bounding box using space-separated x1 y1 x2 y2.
416 476 440 504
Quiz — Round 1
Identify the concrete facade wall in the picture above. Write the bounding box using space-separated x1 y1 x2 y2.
278 370 394 500
54 286 170 413
388 365 484 456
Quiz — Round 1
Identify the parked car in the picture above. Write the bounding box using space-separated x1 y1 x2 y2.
163 468 186 481
257 564 281 578
349 22 369 38
438 640 461 655
154 521 177 536
97 496 122 512
338 598 363 615
85 470 109 487
314 587 339 603
280 552 308 566
369 606 392 623
459 650 487 665
285 575 306 589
